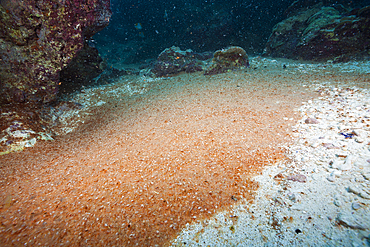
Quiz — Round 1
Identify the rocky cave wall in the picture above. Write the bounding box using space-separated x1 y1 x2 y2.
0 0 111 105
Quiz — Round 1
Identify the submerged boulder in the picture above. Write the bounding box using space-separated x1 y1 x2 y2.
151 46 212 77
263 4 370 62
0 0 112 105
204 46 249 75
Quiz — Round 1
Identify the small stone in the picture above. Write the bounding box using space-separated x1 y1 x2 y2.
287 174 307 183
332 170 341 177
359 192 370 200
334 199 341 207
310 142 320 148
288 193 297 202
24 138 37 147
355 137 364 143
336 153 348 158
305 118 319 124
354 176 365 183
342 155 355 170
352 129 365 138
327 145 340 149
327 176 335 182
336 213 368 230
331 156 354 170
274 196 285 205
273 173 284 181
323 143 333 148
352 202 362 210
348 186 362 195
331 160 344 170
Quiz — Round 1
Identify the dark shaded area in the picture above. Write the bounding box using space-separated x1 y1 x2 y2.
93 0 369 64
95 0 294 63
59 44 106 95
96 67 140 85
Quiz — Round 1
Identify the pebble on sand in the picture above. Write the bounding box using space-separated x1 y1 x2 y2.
304 118 320 124
287 174 307 183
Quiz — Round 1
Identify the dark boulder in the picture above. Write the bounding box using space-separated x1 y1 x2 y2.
151 46 212 77
263 3 370 62
204 46 249 75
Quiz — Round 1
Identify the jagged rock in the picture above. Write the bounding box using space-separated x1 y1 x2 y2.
0 0 112 104
263 4 370 62
151 46 212 77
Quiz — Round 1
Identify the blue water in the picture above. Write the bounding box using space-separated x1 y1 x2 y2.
93 0 370 64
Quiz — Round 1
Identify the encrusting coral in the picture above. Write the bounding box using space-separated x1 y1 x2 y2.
204 46 249 75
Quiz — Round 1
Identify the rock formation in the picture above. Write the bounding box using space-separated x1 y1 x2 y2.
263 3 370 62
0 0 111 105
204 46 249 75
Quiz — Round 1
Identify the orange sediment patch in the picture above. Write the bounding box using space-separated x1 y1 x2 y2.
0 71 316 246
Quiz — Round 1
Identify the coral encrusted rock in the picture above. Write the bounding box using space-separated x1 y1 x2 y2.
263 3 370 62
151 46 212 77
204 46 249 75
0 0 111 105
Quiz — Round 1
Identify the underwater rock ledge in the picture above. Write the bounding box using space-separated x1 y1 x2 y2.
0 0 112 105
263 3 370 62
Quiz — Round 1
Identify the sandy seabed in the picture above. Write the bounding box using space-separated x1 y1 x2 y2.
0 57 369 246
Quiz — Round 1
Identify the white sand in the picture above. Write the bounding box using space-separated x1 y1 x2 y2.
171 85 370 247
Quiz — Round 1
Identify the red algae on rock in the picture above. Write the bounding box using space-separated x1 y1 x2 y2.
204 46 249 75
0 0 111 104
